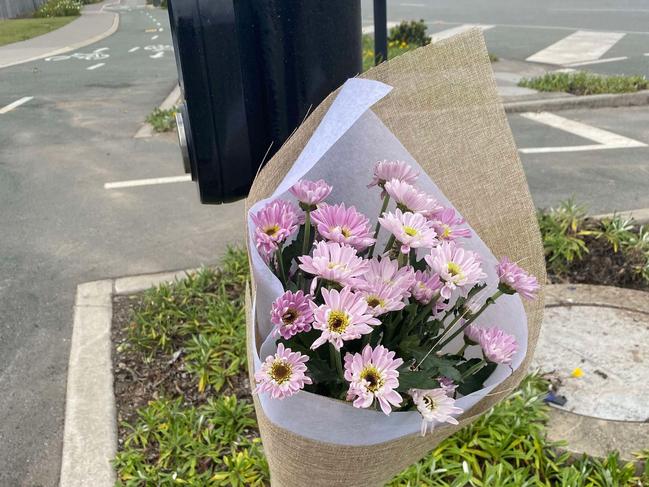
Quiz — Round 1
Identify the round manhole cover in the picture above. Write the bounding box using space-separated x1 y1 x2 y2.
533 303 649 422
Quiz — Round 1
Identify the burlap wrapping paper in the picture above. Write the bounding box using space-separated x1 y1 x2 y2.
244 29 545 486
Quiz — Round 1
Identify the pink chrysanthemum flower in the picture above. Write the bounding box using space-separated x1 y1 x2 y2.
270 290 314 340
378 209 437 254
479 326 517 364
254 343 312 399
358 257 415 295
425 241 486 299
289 179 332 207
437 376 457 395
344 344 403 415
464 323 483 344
496 257 540 301
430 207 472 241
310 287 380 350
368 160 419 190
251 199 301 258
410 388 463 435
384 179 442 218
410 270 443 305
359 282 407 316
311 203 375 251
298 241 369 288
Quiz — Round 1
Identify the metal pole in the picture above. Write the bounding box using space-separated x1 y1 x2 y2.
373 0 387 65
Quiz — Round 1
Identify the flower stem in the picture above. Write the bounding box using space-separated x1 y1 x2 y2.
397 250 408 267
434 290 504 352
298 210 311 290
329 344 344 380
276 247 287 286
462 359 486 379
368 194 390 259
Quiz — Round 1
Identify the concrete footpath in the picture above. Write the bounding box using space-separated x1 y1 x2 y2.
0 0 119 69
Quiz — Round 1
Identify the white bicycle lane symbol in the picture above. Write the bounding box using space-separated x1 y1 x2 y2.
45 47 110 62
144 44 173 58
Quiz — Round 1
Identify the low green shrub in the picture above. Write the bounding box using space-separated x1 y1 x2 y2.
33 0 81 18
538 199 649 285
518 71 649 96
115 247 649 485
388 19 431 47
146 107 177 133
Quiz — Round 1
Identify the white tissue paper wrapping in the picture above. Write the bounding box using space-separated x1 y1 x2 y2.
247 78 527 446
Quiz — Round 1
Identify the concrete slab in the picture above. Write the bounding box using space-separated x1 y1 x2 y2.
532 284 649 463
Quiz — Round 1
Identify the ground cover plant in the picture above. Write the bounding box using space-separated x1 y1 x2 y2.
538 200 649 289
519 72 649 96
33 0 81 18
146 107 177 133
113 247 648 486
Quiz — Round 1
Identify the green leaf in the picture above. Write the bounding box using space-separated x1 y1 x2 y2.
457 362 497 396
396 369 440 392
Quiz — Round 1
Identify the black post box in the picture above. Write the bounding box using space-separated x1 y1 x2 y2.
167 0 362 204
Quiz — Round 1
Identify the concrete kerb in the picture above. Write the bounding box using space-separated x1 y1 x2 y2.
134 84 181 138
504 90 649 113
60 267 196 487
61 278 648 485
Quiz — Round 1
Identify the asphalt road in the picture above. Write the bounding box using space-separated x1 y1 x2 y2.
361 0 649 76
0 2 244 485
1 1 649 486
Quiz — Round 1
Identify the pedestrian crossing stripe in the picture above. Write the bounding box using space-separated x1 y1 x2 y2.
526 30 625 66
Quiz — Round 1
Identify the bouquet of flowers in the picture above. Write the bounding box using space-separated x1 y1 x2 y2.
245 30 545 486
252 165 539 428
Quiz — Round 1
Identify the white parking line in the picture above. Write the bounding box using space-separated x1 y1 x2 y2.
104 175 191 189
565 56 628 67
519 111 646 154
128 46 140 53
527 30 625 65
0 96 33 114
150 51 164 59
431 24 494 43
86 63 105 70
151 35 159 40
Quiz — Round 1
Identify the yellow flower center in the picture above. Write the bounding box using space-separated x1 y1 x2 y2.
341 227 352 238
403 225 419 237
327 310 349 333
281 308 298 325
263 224 280 237
366 296 384 308
447 262 463 277
442 226 451 239
360 366 384 393
422 395 437 411
270 360 292 384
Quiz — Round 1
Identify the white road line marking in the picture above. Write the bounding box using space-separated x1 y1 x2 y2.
431 24 494 43
150 51 164 59
158 28 163 31
86 63 105 70
519 111 646 154
151 35 159 40
526 30 625 65
0 96 33 114
565 56 628 67
104 175 191 189
156 22 161 26
520 144 635 154
128 46 140 52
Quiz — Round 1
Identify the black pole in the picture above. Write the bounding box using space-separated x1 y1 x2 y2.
373 0 387 65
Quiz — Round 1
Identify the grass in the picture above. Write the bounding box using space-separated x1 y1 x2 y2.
114 247 648 486
0 17 75 47
146 107 177 133
518 71 649 96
